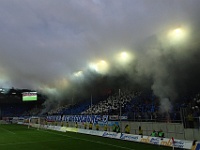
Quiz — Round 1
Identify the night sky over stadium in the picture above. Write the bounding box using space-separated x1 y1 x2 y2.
0 0 200 110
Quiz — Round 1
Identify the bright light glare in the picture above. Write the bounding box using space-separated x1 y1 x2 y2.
89 60 109 74
73 71 83 77
172 28 184 38
168 28 187 43
116 51 134 65
174 28 182 34
121 52 128 59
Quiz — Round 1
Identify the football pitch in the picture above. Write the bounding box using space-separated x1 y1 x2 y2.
0 124 173 150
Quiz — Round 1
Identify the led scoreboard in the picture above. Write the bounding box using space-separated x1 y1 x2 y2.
22 92 37 101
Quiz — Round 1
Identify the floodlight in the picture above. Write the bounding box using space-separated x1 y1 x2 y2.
167 27 187 43
115 51 134 65
89 60 109 74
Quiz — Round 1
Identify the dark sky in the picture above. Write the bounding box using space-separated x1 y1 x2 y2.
0 0 200 109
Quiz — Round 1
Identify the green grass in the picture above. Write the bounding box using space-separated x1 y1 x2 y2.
0 124 172 150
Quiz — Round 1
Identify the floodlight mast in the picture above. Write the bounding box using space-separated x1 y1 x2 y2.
71 90 74 115
90 94 92 120
119 89 122 133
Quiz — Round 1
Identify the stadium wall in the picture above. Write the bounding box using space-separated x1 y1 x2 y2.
25 123 195 150
12 115 200 141
43 115 200 140
121 121 185 140
46 120 198 141
121 121 200 141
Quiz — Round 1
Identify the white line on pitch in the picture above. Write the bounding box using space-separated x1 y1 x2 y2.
0 139 68 146
39 130 135 150
0 126 15 134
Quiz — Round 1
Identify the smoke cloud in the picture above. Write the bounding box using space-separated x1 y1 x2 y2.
0 0 200 112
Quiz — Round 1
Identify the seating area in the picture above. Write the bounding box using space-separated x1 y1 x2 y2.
28 89 195 123
81 89 139 115
1 104 35 117
1 87 200 125
49 89 199 123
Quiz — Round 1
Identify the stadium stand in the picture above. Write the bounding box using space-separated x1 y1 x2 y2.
1 87 200 141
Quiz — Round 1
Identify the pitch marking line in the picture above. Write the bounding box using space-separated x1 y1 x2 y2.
0 139 68 146
39 129 135 150
0 126 15 134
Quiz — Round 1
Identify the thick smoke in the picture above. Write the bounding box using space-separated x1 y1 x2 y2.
0 0 200 113
41 26 200 113
135 23 200 111
159 98 172 113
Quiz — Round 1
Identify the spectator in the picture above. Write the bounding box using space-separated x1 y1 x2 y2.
89 122 93 130
116 125 120 133
96 123 99 130
112 124 116 132
158 129 164 139
66 122 69 127
150 130 157 137
139 126 143 136
125 124 130 134
84 122 87 129
75 122 78 128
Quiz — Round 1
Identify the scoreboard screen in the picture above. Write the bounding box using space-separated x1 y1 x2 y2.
22 92 37 101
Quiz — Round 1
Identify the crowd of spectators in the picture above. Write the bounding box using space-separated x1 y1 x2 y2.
36 89 181 123
1 87 200 127
81 89 139 115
